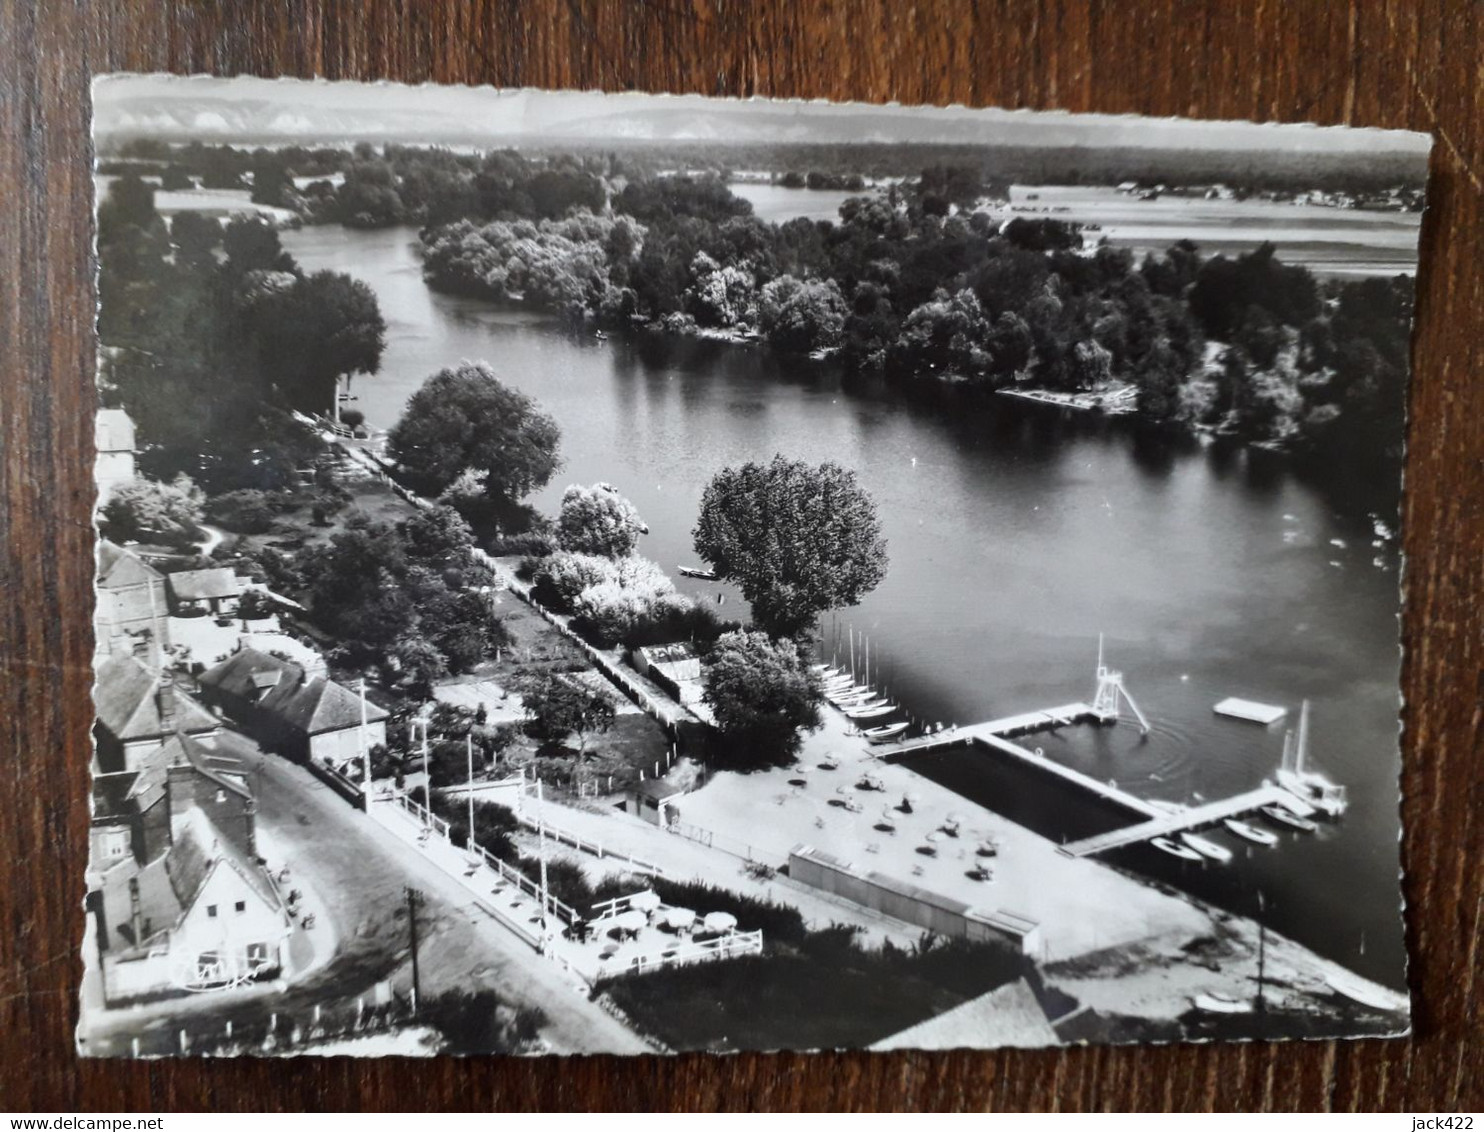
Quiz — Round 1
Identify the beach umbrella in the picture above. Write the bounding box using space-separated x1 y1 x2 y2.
614 909 647 933
663 907 697 931
977 839 998 857
628 890 661 914
703 911 738 934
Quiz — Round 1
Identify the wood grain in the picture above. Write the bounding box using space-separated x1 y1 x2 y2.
2 0 1480 1111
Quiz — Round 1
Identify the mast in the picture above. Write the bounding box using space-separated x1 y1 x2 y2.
1255 890 1267 1013
1295 700 1310 776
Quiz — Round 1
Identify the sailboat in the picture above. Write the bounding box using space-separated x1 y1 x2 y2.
1276 701 1348 818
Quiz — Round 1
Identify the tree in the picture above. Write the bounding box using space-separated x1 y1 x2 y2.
701 630 822 766
694 456 889 639
758 275 849 354
517 674 617 755
99 474 204 544
556 482 647 558
388 361 562 502
256 271 387 414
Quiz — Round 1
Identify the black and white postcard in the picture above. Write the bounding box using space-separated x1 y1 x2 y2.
84 76 1428 1056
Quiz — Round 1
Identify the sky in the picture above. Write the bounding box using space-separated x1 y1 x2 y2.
93 74 1432 156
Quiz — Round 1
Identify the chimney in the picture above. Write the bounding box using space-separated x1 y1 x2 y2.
156 673 177 733
128 876 143 945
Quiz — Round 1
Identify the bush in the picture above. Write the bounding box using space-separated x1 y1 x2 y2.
204 489 280 534
490 531 558 558
421 990 546 1055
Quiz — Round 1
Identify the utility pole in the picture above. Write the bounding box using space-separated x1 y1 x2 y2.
537 779 550 954
359 678 371 813
1255 889 1267 1015
466 733 476 850
405 886 422 1016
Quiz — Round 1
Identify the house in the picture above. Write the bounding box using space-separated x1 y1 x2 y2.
91 655 223 883
198 646 388 765
92 807 289 1003
95 407 137 498
166 567 246 617
624 777 686 826
93 653 219 776
95 540 171 658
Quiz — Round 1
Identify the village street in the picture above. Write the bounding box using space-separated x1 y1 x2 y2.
81 729 649 1057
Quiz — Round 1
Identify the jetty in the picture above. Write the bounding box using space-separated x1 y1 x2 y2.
1060 784 1302 858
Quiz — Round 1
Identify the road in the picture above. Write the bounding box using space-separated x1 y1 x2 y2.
81 729 648 1056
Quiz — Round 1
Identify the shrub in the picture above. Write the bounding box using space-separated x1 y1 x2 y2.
204 489 280 534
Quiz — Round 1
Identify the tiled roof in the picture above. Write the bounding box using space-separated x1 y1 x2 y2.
97 807 281 954
167 568 243 602
94 655 217 743
97 539 162 590
201 647 387 735
162 731 250 799
96 408 136 454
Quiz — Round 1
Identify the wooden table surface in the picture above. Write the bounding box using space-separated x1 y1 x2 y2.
3 1 1480 1112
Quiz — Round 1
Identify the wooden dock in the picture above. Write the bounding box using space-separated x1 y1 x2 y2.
1059 783 1295 857
885 702 1108 757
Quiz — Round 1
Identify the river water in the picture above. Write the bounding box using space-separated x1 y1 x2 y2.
279 222 1411 989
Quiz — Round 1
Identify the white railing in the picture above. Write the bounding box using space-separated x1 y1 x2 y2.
388 791 580 924
516 785 667 877
608 929 764 977
666 818 778 866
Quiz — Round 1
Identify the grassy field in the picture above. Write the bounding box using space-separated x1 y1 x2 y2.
599 928 1034 1053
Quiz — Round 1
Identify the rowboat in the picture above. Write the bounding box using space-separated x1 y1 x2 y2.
838 696 888 712
677 565 718 581
826 685 873 701
1150 836 1204 862
1223 818 1279 847
1180 832 1234 863
845 704 897 721
1260 804 1318 834
1193 993 1253 1015
862 722 910 744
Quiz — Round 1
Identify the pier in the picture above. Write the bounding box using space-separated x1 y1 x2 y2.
885 702 1113 757
1059 784 1301 857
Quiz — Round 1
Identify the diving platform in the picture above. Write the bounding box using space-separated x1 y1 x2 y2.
1060 784 1298 858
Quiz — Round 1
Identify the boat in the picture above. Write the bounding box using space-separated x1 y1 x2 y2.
841 697 889 713
862 722 910 744
677 565 718 581
1276 701 1348 818
1223 818 1279 847
1260 804 1318 834
1325 969 1404 1012
1150 836 1204 862
844 704 897 721
1192 992 1253 1015
826 685 873 701
1180 832 1234 863
594 329 609 341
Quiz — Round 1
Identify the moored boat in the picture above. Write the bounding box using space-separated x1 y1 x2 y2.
1260 804 1319 834
1150 836 1204 862
1276 700 1348 818
1180 832 1234 863
1192 992 1253 1015
862 722 910 744
677 565 718 581
845 703 897 721
1223 818 1279 847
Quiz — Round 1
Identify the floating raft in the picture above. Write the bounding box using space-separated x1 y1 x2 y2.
1213 697 1288 725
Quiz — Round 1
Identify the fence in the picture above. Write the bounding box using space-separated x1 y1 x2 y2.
513 792 668 879
665 818 780 867
616 929 763 977
387 791 581 925
86 992 414 1059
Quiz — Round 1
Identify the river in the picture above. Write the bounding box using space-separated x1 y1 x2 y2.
280 223 1411 989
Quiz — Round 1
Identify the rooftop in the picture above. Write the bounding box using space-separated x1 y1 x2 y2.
166 567 244 602
95 408 136 454
94 654 218 743
200 647 388 734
